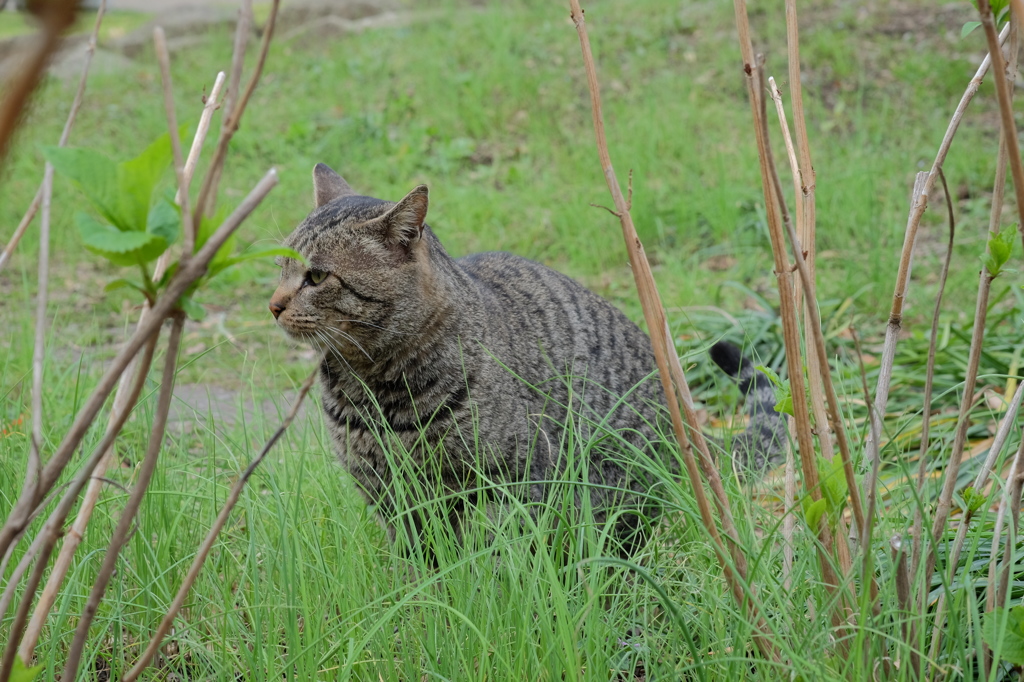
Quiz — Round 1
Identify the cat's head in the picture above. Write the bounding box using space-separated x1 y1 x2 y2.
269 164 438 362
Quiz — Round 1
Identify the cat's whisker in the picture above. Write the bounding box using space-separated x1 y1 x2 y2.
321 324 375 362
334 317 415 336
315 329 359 376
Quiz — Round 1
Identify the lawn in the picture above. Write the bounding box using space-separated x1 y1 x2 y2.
2 0 1024 679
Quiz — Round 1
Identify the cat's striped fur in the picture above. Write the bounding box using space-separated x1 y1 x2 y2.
270 164 784 550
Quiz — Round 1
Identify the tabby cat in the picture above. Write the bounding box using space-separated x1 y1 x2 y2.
270 164 784 550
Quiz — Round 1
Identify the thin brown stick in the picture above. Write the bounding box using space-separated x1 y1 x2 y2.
864 23 1009 475
994 438 1024 607
928 379 1024 660
768 77 865 540
153 27 195 260
783 417 797 593
0 0 78 167
194 0 279 223
123 369 318 682
910 167 958 584
62 316 185 682
924 271 995 592
0 169 279 562
0 0 106 273
16 69 227 665
222 0 253 124
0 331 158 676
891 535 919 675
567 1 778 660
980 0 1024 238
784 0 835 489
733 0 846 629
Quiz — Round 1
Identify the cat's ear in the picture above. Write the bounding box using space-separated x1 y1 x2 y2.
378 185 428 248
312 163 355 207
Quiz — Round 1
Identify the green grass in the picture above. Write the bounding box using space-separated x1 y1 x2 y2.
3 0 1024 679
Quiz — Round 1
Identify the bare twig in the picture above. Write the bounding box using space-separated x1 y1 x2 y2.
890 535 919 675
980 0 1024 237
0 331 158 679
864 23 1010 475
0 0 78 167
194 0 279 223
16 69 227 665
0 0 106 273
567 1 778 660
62 316 185 682
768 77 865 540
123 369 318 682
782 417 797 593
928 379 1024 662
924 265 996 595
0 169 279 562
733 0 846 629
910 167 958 583
153 27 195 259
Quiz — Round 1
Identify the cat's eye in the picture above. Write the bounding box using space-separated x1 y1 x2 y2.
305 269 329 286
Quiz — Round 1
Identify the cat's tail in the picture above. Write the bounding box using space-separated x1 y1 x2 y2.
708 340 787 471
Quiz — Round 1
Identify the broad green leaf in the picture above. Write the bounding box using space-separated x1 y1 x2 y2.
146 197 180 250
43 146 122 227
10 656 43 682
961 21 981 38
77 213 160 266
983 606 1024 666
118 130 179 232
179 295 206 321
802 498 827 532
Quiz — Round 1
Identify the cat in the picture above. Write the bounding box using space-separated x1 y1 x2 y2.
269 163 785 552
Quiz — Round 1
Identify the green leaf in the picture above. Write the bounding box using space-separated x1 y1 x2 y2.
961 486 988 514
961 21 981 38
77 213 161 266
757 364 793 415
802 498 827 532
104 278 149 296
10 656 43 682
179 295 206 321
146 197 180 250
983 605 1024 666
984 224 1017 276
43 146 122 227
774 393 794 416
118 130 179 232
755 364 782 388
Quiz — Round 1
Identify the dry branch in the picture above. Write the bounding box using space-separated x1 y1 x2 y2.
15 69 227 664
61 317 185 682
910 168 958 583
0 331 158 680
154 27 196 259
732 0 847 628
123 369 318 682
0 169 279 563
0 1 106 273
194 0 280 223
567 0 778 661
863 23 1009 482
0 0 78 167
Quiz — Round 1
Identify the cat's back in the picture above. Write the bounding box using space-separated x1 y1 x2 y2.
454 251 656 391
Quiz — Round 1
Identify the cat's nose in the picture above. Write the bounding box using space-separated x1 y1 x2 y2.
269 301 286 319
